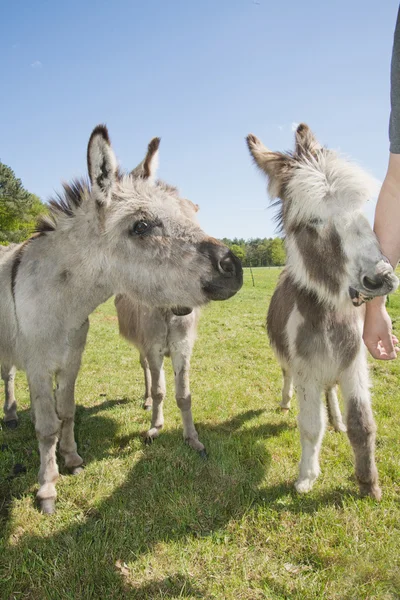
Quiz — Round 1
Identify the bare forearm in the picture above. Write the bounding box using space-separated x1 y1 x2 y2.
373 152 400 268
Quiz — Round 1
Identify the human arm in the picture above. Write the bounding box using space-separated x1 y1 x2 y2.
363 153 400 359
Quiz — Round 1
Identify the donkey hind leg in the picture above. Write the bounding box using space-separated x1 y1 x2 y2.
280 367 293 411
2 364 18 428
28 374 61 514
295 383 326 494
56 321 88 475
170 347 205 456
140 353 152 411
144 348 166 443
339 357 381 500
325 386 346 433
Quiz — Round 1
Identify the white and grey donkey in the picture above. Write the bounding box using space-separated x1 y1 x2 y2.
0 126 242 513
115 183 206 456
246 123 398 499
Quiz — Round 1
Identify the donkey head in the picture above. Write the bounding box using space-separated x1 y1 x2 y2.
87 125 242 310
246 124 398 307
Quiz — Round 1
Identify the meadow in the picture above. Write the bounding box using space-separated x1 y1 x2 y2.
1 267 400 600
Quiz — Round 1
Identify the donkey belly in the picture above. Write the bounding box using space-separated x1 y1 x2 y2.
268 271 362 386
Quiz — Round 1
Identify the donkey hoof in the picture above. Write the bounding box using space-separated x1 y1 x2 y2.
333 423 347 433
143 398 152 411
295 478 315 494
69 466 84 476
280 407 290 413
359 482 382 501
144 435 154 445
5 419 18 430
199 449 208 460
40 498 56 514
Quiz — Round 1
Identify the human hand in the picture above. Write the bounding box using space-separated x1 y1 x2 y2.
363 298 399 360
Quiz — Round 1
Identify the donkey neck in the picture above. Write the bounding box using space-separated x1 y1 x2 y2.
284 219 352 312
21 224 115 326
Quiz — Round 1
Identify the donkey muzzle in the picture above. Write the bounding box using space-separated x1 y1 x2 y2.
349 287 372 307
199 242 243 301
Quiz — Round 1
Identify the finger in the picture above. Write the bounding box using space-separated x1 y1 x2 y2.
365 341 387 360
381 331 396 359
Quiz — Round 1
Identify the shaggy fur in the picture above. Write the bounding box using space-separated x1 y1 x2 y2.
0 125 242 513
247 123 398 498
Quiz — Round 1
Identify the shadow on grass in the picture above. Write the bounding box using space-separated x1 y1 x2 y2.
0 403 295 598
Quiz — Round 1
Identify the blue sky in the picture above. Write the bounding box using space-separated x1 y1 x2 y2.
1 0 399 239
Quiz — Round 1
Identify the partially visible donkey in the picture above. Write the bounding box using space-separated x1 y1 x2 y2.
0 245 18 428
0 126 242 512
247 123 398 499
115 187 206 455
115 301 203 454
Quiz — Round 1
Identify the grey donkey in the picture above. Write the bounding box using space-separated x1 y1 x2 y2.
247 123 398 499
115 192 204 455
115 298 204 455
0 125 242 513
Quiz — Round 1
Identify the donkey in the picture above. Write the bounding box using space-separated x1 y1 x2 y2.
0 246 18 428
115 300 203 454
246 123 398 499
115 187 206 455
0 125 242 513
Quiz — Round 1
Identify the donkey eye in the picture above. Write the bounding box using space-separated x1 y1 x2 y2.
131 220 150 235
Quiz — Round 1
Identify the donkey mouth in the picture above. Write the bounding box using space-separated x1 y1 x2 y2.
171 306 193 316
349 287 372 307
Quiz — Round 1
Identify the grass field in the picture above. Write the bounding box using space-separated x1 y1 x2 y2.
1 267 400 599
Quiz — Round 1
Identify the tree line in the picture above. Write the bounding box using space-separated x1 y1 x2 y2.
221 237 286 267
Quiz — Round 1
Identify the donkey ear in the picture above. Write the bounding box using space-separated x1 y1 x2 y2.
294 123 322 156
246 133 292 197
87 125 118 205
131 137 160 182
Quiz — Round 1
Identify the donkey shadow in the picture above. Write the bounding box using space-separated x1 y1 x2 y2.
0 398 130 527
1 405 295 598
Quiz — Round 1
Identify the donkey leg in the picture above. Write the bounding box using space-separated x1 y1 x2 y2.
325 386 346 433
2 364 18 428
295 383 326 494
56 321 88 474
144 349 165 443
170 348 205 454
140 353 152 411
280 367 293 411
55 372 83 474
28 374 61 514
339 355 381 500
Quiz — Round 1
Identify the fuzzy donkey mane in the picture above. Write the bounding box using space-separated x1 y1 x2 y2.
246 124 380 233
35 179 89 234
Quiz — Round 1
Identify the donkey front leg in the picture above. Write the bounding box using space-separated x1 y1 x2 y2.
56 321 88 474
144 349 166 443
140 353 152 411
295 382 326 494
55 371 83 475
325 386 346 433
2 364 18 428
339 354 381 500
280 367 293 411
28 374 61 514
170 347 205 455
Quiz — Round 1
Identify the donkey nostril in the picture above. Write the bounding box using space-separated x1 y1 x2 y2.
363 275 384 291
218 254 236 277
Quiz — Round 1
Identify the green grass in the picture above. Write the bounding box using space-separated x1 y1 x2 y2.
1 267 400 599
